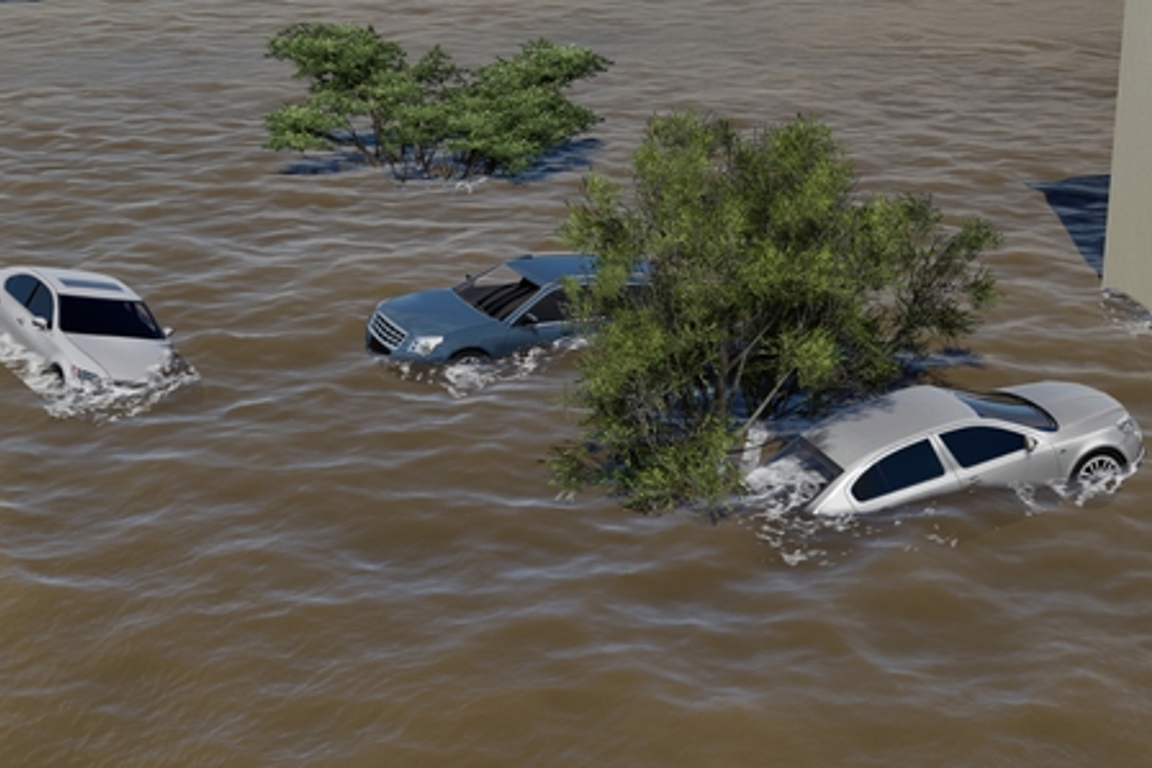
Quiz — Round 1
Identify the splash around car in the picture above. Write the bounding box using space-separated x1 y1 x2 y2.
0 265 184 387
366 252 639 364
751 381 1144 515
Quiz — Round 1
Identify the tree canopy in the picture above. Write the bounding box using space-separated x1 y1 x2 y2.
552 112 1000 512
265 23 611 180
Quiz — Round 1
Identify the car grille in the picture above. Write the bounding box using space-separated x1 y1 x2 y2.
368 311 407 353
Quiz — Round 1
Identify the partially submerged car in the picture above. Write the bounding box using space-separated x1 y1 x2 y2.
755 381 1144 515
367 252 626 363
0 266 181 387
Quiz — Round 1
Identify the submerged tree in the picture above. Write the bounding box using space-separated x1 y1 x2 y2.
552 112 1000 512
265 23 610 180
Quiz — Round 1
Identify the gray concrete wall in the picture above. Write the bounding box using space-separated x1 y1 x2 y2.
1104 0 1152 307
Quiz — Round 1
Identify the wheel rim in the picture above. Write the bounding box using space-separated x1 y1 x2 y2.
1077 454 1122 484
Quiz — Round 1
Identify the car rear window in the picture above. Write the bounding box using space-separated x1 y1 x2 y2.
956 391 1058 431
852 439 944 502
775 437 843 482
59 296 165 339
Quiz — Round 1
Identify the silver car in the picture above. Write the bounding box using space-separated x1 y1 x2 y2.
0 266 181 387
757 381 1144 515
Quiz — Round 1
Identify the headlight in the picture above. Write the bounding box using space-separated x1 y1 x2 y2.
71 365 101 384
408 335 444 356
1118 416 1141 437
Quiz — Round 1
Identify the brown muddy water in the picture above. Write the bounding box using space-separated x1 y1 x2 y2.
1 1 1150 766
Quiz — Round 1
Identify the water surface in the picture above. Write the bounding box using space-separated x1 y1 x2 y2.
2 1 1149 766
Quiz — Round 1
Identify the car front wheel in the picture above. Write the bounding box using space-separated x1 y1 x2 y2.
449 348 491 364
1071 450 1125 485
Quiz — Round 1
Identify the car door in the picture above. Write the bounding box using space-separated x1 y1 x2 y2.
503 287 571 354
2 273 57 359
848 437 963 514
937 424 1060 488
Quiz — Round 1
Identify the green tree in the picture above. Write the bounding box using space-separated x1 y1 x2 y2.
444 39 611 176
264 24 610 180
552 112 999 512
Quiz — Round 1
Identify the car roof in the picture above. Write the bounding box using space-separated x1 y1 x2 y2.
506 253 597 286
803 385 977 468
15 266 143 301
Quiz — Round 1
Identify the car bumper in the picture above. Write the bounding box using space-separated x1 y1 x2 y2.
366 330 392 356
365 327 455 363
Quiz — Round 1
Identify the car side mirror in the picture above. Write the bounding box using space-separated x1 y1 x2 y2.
31 316 47 331
1025 435 1038 453
523 312 539 325
164 327 175 339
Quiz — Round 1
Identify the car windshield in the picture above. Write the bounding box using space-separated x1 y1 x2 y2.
59 295 165 340
956 391 1058 432
453 264 542 321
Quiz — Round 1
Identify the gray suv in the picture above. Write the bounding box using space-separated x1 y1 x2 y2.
366 253 609 363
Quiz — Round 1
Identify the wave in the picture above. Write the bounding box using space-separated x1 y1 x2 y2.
0 331 200 421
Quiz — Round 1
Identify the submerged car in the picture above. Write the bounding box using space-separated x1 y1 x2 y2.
367 252 628 363
0 266 180 386
757 381 1144 515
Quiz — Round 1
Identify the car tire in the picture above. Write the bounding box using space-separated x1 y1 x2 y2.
1070 449 1126 485
449 348 491 364
45 363 64 384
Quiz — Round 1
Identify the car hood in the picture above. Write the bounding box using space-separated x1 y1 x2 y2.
378 288 496 335
66 334 173 382
1000 381 1124 429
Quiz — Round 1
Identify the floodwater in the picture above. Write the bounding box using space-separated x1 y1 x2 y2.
1 1 1149 765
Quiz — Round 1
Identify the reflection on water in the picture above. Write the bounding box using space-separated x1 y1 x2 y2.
1030 175 1110 277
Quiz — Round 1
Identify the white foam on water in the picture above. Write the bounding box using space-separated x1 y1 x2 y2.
385 336 586 398
1007 459 1137 512
1010 481 1047 515
742 454 829 510
1101 288 1152 336
440 346 549 398
1047 462 1138 507
924 518 960 548
739 451 856 567
0 332 200 422
451 176 487 194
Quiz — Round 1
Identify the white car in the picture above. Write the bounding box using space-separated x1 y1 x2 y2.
0 266 181 387
755 381 1145 515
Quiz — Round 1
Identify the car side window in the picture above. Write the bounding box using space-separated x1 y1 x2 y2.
940 426 1027 469
852 439 945 502
516 289 568 326
26 282 54 327
5 274 37 306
